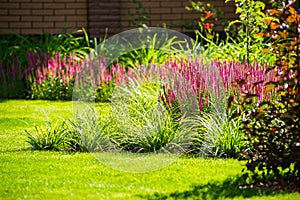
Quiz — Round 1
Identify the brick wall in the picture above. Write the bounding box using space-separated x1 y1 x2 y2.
0 0 237 37
87 0 121 38
119 0 237 33
0 0 87 35
89 0 237 38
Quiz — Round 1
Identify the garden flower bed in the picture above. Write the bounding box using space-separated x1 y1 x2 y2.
0 0 299 198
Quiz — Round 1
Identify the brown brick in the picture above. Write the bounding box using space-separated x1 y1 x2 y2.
31 0 54 2
149 14 161 20
2 28 21 34
183 13 200 20
110 9 120 15
88 15 100 21
0 16 20 22
44 3 65 9
0 10 8 15
120 8 131 15
67 15 86 22
0 22 8 28
10 22 31 28
66 28 78 32
161 1 182 8
87 2 98 8
151 8 171 14
172 7 189 14
89 22 111 28
54 0 76 2
221 7 236 12
140 2 160 8
9 9 31 15
21 16 43 22
21 28 43 34
55 9 75 15
120 21 129 27
33 22 54 28
32 9 53 15
10 0 31 2
47 28 66 34
98 2 119 9
76 9 87 15
76 21 87 28
88 9 110 15
161 14 178 20
44 15 65 22
66 3 86 9
0 3 20 9
55 22 76 28
99 15 119 21
21 3 42 9
120 2 135 9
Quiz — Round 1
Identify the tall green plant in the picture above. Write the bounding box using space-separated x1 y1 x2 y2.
186 0 276 64
225 0 273 63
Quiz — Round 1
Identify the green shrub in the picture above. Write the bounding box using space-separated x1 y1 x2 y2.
186 0 276 64
238 1 300 188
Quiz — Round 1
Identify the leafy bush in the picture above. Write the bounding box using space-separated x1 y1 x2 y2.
238 1 300 188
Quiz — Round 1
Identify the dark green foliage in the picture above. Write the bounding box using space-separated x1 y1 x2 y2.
238 1 300 188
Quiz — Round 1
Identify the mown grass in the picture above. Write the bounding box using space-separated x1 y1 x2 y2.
0 100 299 199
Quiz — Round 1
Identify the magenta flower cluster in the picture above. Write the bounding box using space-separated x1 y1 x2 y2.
1 51 283 104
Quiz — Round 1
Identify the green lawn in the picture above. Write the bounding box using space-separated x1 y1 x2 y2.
0 100 299 199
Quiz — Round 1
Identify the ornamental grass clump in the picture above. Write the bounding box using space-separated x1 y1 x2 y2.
24 120 68 151
109 65 188 153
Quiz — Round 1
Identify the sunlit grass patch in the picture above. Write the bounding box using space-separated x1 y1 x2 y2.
0 100 299 200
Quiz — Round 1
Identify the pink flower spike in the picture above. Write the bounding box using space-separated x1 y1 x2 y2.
206 94 209 106
199 95 203 112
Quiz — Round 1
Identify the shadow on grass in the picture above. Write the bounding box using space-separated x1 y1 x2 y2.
139 176 291 200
